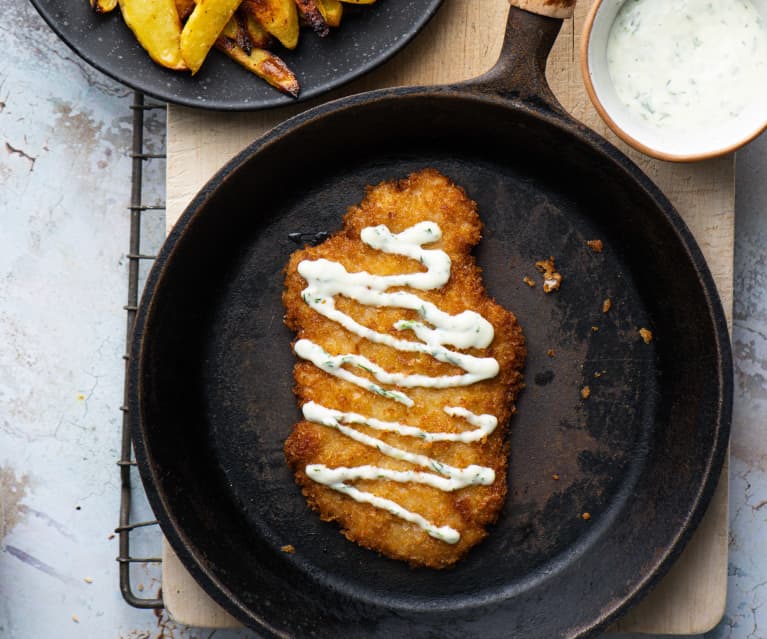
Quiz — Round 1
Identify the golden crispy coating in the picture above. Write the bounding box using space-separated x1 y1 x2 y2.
283 169 525 568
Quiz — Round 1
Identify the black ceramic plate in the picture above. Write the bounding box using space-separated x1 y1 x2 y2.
28 0 443 110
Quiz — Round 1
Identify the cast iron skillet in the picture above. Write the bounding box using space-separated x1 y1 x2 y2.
131 4 732 638
28 0 442 110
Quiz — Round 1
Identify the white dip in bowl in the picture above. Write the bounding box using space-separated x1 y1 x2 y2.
582 0 767 161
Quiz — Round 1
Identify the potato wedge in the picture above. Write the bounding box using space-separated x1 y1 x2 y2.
243 12 273 48
315 0 342 27
221 11 271 49
118 0 186 70
241 0 299 50
181 0 244 74
90 0 118 14
295 0 328 37
174 0 196 21
219 14 239 38
233 11 254 53
216 36 299 96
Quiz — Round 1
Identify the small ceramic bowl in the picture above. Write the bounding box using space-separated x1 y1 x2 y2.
581 0 767 162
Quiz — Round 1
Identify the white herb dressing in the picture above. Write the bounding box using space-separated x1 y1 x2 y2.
606 0 767 133
294 222 501 544
303 401 498 445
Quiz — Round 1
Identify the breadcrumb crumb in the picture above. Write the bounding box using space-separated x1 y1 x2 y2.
552 473 560 481
83 577 94 584
602 298 612 313
523 275 536 288
535 257 562 293
594 370 605 378
639 328 653 344
581 386 591 399
582 512 592 521
547 349 555 358
281 544 296 554
586 240 603 253
71 615 80 624
591 326 599 333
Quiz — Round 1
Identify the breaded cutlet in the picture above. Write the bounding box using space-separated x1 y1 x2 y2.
283 168 525 568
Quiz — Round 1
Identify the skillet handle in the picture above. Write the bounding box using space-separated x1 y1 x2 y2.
510 0 575 19
465 1 576 114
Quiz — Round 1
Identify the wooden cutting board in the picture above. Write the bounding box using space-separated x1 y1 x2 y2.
161 1 733 634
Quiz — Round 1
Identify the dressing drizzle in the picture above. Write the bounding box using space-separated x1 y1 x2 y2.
294 222 501 544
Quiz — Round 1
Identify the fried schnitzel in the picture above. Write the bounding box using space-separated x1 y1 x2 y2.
283 169 525 568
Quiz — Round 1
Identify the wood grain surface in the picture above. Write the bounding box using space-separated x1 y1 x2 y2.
162 1 733 633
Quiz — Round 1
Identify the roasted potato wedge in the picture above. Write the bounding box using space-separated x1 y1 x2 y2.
233 11 254 53
181 0 244 74
216 36 299 96
241 0 299 50
295 0 329 37
90 0 118 14
118 0 186 70
175 0 196 21
315 0 342 27
243 11 273 48
219 14 239 38
220 12 259 53
221 12 273 52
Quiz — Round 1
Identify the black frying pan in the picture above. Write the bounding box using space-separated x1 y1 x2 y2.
131 4 732 638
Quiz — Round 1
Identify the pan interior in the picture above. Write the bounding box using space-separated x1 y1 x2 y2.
138 95 724 634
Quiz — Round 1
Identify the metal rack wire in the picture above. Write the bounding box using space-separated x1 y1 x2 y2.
116 91 166 609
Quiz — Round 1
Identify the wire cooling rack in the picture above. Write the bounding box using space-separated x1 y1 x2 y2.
116 92 166 609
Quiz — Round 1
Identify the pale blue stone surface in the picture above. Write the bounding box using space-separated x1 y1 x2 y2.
1 0 765 636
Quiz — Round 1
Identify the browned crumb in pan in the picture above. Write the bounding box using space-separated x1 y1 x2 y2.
535 257 562 293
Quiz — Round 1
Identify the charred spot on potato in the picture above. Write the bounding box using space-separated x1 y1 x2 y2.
296 0 329 36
